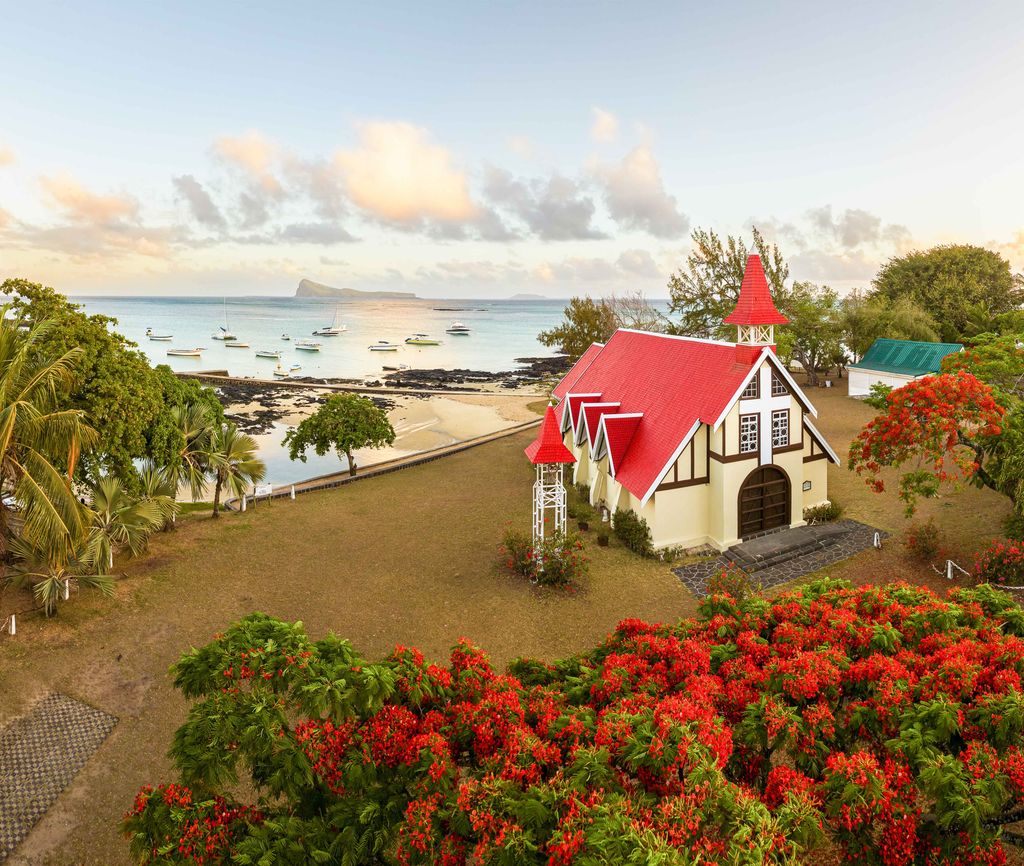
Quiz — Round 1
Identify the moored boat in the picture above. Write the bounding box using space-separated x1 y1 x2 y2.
225 341 249 348
295 340 322 352
445 321 471 335
146 328 173 341
212 298 237 340
255 349 281 358
369 341 400 351
167 348 204 357
272 363 290 378
405 334 441 346
281 334 291 341
313 305 346 336
382 364 411 371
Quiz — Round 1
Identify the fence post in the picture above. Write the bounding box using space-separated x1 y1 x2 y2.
290 485 295 500
241 495 247 512
873 531 881 549
10 614 14 636
63 579 70 601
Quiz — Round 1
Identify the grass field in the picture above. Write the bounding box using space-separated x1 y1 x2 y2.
0 373 1015 864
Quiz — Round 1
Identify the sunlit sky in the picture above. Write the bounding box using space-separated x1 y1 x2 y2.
1 1 1022 297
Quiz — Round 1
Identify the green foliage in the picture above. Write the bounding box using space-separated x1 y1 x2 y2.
284 393 395 477
2 279 225 487
84 475 164 572
500 526 589 587
872 244 1023 342
208 423 266 516
841 290 939 361
778 281 845 386
942 333 1024 401
802 500 843 523
538 296 617 361
903 518 942 562
612 508 654 557
5 535 114 616
667 226 789 339
863 381 893 410
706 563 762 601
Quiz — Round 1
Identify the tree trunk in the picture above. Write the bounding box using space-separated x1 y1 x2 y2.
211 473 222 517
347 448 357 477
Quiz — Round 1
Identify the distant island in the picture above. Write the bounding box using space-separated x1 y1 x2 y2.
294 279 418 300
508 293 548 300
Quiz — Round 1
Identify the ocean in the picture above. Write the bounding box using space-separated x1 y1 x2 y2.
74 295 568 379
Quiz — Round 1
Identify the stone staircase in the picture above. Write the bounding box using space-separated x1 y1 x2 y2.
723 521 871 574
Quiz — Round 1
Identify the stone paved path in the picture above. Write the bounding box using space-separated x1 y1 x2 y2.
673 520 887 598
0 694 117 862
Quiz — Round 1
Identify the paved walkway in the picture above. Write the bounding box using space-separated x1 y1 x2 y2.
673 520 886 598
0 694 116 862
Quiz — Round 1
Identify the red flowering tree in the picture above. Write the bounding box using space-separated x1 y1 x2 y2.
125 581 1024 864
848 371 1006 515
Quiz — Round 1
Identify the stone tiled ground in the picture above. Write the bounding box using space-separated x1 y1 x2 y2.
0 694 117 862
673 520 888 598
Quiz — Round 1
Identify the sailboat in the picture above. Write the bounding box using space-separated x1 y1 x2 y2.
211 297 237 340
313 305 346 336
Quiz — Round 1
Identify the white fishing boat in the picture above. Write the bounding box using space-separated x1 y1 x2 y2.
212 297 237 340
272 363 290 378
146 328 173 341
295 340 322 352
382 363 411 371
167 348 204 357
369 341 400 352
313 306 346 336
281 334 291 341
255 349 281 359
225 341 249 348
445 321 471 335
405 334 441 346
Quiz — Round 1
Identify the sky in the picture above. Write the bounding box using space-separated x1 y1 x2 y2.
1 0 1022 298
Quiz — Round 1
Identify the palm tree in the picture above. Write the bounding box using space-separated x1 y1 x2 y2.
139 460 180 530
6 536 112 616
207 423 266 517
0 312 96 561
166 403 215 502
84 476 164 572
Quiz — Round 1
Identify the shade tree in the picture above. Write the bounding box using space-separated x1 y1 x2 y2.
283 393 395 478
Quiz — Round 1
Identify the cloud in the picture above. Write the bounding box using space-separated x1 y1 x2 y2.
276 221 355 244
616 248 661 278
507 136 533 158
335 121 478 226
484 167 605 241
172 174 227 230
591 107 619 143
534 250 663 289
284 156 347 221
591 146 688 239
39 174 138 224
214 130 282 195
0 145 14 166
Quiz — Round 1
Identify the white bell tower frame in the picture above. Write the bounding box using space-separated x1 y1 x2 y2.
533 462 567 551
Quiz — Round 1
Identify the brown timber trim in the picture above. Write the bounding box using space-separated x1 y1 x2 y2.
709 450 756 464
773 441 803 455
803 452 828 463
657 474 710 491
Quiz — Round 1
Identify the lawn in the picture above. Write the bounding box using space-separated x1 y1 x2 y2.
0 373 1016 865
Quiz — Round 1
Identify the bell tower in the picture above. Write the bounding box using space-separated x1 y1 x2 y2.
724 254 789 364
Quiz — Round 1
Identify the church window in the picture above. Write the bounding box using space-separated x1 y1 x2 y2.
740 414 759 453
771 372 787 397
741 377 759 399
772 409 789 447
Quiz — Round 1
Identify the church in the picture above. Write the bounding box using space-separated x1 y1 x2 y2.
551 254 838 552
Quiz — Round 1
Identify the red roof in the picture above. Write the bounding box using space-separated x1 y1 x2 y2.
600 414 643 475
552 330 771 501
564 392 602 435
579 403 620 448
724 254 789 326
553 343 605 429
525 404 576 464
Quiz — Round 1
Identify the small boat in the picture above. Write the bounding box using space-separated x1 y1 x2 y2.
290 364 302 372
167 348 204 357
225 341 249 348
212 298 237 340
446 321 471 335
405 334 441 346
272 363 290 378
146 328 173 341
369 341 400 352
281 334 291 341
295 340 322 352
382 364 411 372
313 305 346 336
255 349 281 359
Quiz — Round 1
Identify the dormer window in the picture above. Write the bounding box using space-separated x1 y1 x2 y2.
741 377 759 399
771 372 787 397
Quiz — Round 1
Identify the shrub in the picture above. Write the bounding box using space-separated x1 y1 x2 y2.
803 500 842 523
1005 511 1024 541
974 540 1024 588
499 526 588 588
706 562 762 600
904 518 942 562
862 381 892 410
575 503 594 529
596 525 610 546
127 582 1024 865
574 482 590 502
613 508 654 557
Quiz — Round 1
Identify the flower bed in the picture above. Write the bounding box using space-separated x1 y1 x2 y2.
974 540 1024 588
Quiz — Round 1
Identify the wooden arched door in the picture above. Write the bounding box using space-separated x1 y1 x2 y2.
738 466 790 537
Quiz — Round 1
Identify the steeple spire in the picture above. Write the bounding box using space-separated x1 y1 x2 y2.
725 254 788 360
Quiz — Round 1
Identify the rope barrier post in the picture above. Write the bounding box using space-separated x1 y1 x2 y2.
290 485 295 500
63 579 70 601
10 614 14 636
873 531 881 549
241 495 247 512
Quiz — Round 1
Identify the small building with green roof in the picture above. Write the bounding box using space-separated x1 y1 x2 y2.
848 338 963 397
